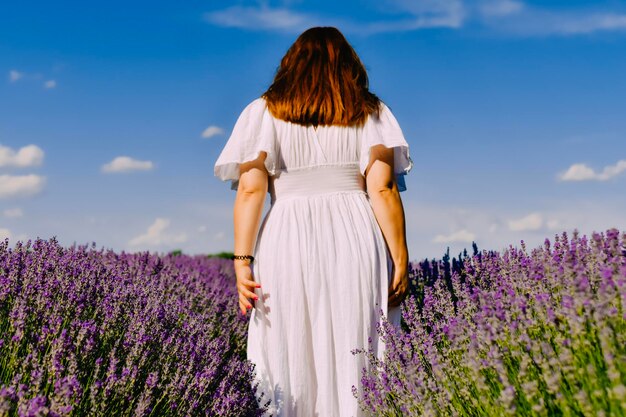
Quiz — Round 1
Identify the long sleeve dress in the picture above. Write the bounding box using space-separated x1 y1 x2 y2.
214 97 413 417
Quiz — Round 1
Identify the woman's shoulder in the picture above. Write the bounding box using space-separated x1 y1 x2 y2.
366 100 392 122
365 100 401 129
228 97 272 131
238 96 268 117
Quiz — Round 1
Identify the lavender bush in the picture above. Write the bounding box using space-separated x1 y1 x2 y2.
0 237 268 416
354 228 626 416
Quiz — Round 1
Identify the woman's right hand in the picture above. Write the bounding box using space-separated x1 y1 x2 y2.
388 262 409 307
234 260 261 315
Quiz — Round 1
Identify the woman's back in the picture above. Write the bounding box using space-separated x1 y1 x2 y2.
214 97 412 193
214 95 412 416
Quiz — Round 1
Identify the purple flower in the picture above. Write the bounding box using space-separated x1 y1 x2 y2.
0 237 267 416
353 228 626 416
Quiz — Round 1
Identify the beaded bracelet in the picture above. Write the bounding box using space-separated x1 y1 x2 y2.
231 254 255 262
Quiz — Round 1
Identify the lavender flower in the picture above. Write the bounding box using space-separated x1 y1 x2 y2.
0 237 267 416
354 228 626 416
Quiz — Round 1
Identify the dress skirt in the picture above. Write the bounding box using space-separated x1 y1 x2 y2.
247 165 401 417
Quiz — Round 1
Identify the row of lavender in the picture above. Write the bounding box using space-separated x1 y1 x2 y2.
0 238 268 416
2 229 624 416
354 228 626 416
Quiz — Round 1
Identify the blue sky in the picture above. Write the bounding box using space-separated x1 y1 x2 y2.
1 0 625 261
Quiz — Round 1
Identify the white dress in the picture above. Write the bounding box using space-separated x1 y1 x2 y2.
214 97 413 417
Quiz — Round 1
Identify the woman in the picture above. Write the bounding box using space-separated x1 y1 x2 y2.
214 26 412 417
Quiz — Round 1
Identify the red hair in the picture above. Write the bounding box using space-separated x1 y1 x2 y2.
261 26 381 127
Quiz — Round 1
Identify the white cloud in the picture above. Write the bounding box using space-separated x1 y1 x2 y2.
559 163 596 181
479 0 524 17
546 218 561 231
377 0 465 29
7 70 60 87
128 218 188 248
214 231 225 240
540 205 625 237
204 1 463 34
101 156 154 173
9 70 23 82
508 212 543 232
197 225 207 232
204 1 626 36
393 0 462 17
401 199 626 260
551 12 626 35
0 227 12 241
558 160 626 181
433 229 476 243
201 125 224 139
480 5 626 36
3 207 24 218
456 2 626 35
0 174 46 199
354 15 463 34
204 5 315 31
0 144 45 168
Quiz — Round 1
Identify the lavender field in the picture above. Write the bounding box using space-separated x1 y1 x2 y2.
356 228 626 416
1 229 625 416
0 238 266 416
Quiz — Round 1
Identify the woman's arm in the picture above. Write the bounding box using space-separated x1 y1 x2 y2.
364 144 409 307
233 151 268 315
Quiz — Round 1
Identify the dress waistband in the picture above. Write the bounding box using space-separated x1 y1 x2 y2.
269 165 366 203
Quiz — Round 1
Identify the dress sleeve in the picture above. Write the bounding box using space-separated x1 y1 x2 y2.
213 98 278 191
359 102 414 192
